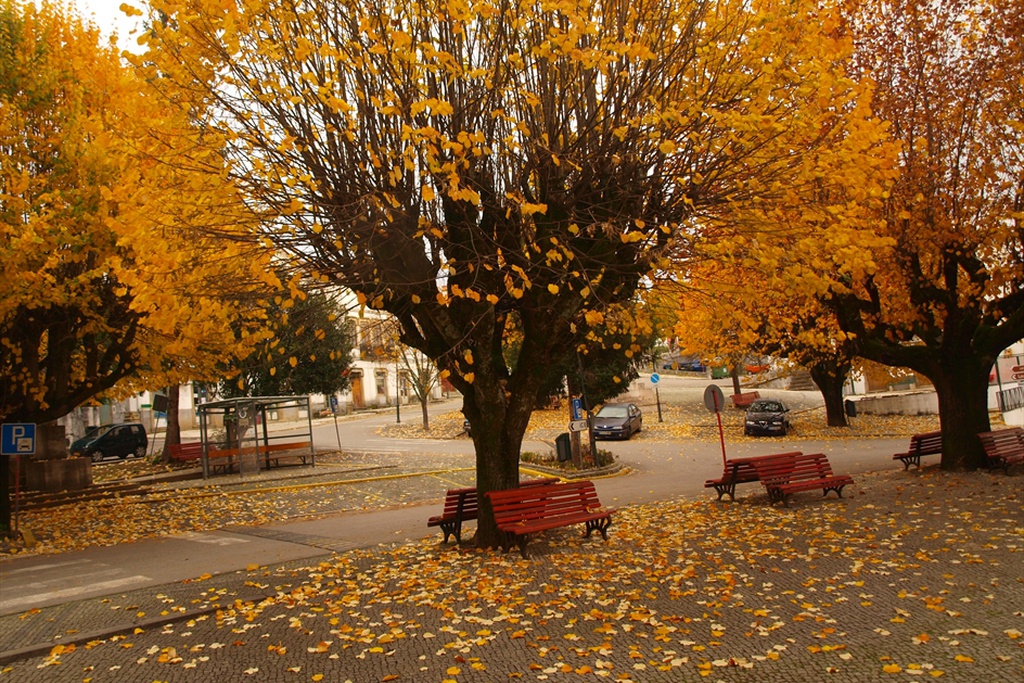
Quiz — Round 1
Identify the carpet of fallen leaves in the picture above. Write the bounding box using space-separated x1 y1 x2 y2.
7 469 1021 682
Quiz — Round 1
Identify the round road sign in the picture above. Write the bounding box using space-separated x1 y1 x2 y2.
703 384 725 412
650 373 660 384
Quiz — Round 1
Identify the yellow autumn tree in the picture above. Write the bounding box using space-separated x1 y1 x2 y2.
823 0 1024 469
0 0 277 426
139 0 890 545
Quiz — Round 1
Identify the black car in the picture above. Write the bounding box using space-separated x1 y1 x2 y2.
744 399 790 436
70 423 148 462
593 403 642 440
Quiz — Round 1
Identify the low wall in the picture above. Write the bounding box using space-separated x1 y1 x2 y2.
847 390 938 416
24 458 92 492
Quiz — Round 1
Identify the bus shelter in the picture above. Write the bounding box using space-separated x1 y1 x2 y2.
196 395 316 479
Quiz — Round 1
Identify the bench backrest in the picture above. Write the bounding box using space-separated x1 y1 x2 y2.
752 452 833 486
909 430 943 454
725 452 803 483
978 428 1024 456
442 477 558 519
166 442 204 459
441 487 477 518
487 481 603 525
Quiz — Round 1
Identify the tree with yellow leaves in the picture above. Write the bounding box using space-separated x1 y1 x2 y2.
826 0 1024 469
0 0 277 529
139 0 890 545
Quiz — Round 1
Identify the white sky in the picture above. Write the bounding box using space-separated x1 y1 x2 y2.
73 0 146 50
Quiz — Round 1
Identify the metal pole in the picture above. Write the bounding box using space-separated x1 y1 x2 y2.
395 358 401 424
652 357 663 423
714 391 727 467
577 352 597 465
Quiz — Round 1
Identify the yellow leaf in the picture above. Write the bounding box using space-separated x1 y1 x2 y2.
547 284 559 295
464 372 475 384
421 185 435 201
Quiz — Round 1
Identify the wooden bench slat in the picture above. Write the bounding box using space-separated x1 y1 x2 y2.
427 478 557 544
892 430 942 470
166 442 203 462
704 452 803 500
486 480 615 557
978 428 1024 474
750 453 853 507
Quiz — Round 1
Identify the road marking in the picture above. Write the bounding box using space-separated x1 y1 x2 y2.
0 558 92 576
0 575 152 612
175 532 252 546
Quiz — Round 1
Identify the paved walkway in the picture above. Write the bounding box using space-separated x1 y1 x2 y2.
1 456 1021 681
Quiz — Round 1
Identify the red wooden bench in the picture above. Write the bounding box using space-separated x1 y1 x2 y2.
166 442 203 462
750 452 854 507
486 480 615 558
977 428 1024 474
201 440 314 475
704 451 803 501
730 391 760 408
892 430 943 470
428 477 558 544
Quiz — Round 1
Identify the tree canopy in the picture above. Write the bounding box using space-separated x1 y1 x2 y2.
0 0 278 429
827 0 1024 468
220 291 355 398
139 0 891 544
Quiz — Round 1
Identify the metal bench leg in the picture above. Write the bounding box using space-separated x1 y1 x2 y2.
585 517 612 541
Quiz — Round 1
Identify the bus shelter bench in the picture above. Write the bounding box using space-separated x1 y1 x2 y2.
258 441 314 468
730 391 760 409
704 451 803 501
428 477 558 544
166 442 203 462
893 430 943 470
486 480 615 558
751 452 854 507
977 428 1024 474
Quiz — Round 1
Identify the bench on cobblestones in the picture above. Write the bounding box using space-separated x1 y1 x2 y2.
892 430 943 470
977 428 1024 473
751 452 853 507
166 442 203 462
704 451 803 501
486 480 614 558
428 477 557 544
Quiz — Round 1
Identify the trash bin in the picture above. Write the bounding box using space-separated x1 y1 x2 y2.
555 432 572 462
844 399 857 417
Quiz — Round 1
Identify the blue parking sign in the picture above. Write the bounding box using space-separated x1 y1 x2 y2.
570 397 583 421
1 423 36 455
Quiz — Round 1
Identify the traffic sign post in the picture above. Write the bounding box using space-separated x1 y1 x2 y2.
569 419 589 432
703 385 727 466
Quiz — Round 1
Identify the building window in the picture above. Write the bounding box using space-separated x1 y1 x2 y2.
375 369 388 396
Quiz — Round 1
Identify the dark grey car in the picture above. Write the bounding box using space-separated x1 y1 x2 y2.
744 399 790 436
70 423 148 462
593 403 642 440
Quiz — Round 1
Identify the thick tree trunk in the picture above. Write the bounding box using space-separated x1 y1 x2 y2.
730 366 742 395
931 360 991 470
809 360 850 427
165 386 181 447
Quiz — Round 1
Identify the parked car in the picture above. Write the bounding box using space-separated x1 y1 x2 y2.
593 403 643 440
744 399 790 436
70 423 148 462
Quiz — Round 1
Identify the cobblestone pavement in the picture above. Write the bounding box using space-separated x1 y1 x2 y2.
2 467 1021 682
